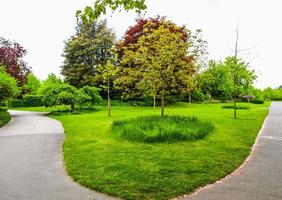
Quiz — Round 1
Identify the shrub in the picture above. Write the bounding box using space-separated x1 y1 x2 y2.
8 99 25 107
0 109 11 127
23 95 43 107
112 115 214 143
251 98 264 104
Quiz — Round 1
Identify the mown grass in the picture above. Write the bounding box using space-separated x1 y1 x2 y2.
112 115 214 143
0 109 11 127
17 102 270 199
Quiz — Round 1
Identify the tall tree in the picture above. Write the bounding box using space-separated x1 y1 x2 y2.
0 37 30 85
224 56 256 118
61 20 116 88
118 18 196 117
115 17 193 102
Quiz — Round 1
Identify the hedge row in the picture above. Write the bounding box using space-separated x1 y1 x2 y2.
9 95 44 107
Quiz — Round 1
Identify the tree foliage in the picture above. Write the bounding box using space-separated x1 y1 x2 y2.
0 37 30 85
23 73 41 94
77 0 147 23
0 66 19 103
115 18 196 116
199 61 232 102
61 20 116 88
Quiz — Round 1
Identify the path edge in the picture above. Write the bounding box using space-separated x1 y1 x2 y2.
173 113 269 200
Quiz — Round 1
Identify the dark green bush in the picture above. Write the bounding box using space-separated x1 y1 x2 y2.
0 109 11 127
251 98 264 104
112 115 214 143
8 99 25 107
23 95 43 107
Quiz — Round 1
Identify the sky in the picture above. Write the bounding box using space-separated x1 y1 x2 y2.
0 0 281 89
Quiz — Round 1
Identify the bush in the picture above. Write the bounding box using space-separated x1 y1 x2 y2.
8 99 25 107
251 98 264 104
23 95 43 107
0 109 11 127
112 115 214 143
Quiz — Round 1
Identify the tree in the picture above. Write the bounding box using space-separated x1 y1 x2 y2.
0 37 30 85
79 86 102 108
119 19 195 117
0 66 19 103
23 73 41 94
77 0 147 23
61 20 116 88
100 58 118 116
37 73 62 95
115 17 194 103
42 83 78 110
224 56 256 118
199 61 233 102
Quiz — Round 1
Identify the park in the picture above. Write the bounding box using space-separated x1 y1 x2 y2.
0 1 282 200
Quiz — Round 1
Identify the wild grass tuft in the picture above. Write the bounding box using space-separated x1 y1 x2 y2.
112 115 214 143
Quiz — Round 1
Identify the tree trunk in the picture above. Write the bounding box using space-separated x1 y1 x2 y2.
71 103 75 111
153 92 156 108
107 74 111 117
161 90 165 118
233 81 237 119
188 92 192 104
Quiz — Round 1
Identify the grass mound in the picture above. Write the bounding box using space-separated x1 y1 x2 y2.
112 115 214 143
0 109 11 127
222 105 250 110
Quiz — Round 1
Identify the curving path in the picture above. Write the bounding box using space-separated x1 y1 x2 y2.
0 110 116 200
182 102 282 200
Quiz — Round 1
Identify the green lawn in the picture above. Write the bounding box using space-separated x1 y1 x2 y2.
17 102 269 199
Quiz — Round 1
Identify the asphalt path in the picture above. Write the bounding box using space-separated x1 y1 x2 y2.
0 110 115 200
182 102 282 200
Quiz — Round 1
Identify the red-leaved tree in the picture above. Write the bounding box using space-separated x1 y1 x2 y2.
0 37 30 85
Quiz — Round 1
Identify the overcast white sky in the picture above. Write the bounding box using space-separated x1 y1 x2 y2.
0 0 281 89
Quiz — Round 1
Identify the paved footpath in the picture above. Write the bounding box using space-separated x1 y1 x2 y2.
0 110 116 200
183 102 282 200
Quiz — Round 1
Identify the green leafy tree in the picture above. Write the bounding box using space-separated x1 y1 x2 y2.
0 66 19 103
79 86 102 108
100 58 118 116
23 73 41 94
120 20 195 117
77 0 147 23
224 56 256 118
199 61 233 102
37 73 62 95
61 20 116 88
42 83 78 110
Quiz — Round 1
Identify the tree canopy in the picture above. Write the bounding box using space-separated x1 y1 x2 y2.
0 37 30 85
77 0 147 23
115 17 196 116
61 20 116 88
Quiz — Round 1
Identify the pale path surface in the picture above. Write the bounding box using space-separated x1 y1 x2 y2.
0 110 116 200
183 102 282 200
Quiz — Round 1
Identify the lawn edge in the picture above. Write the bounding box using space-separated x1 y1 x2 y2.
53 116 120 200
172 113 269 200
